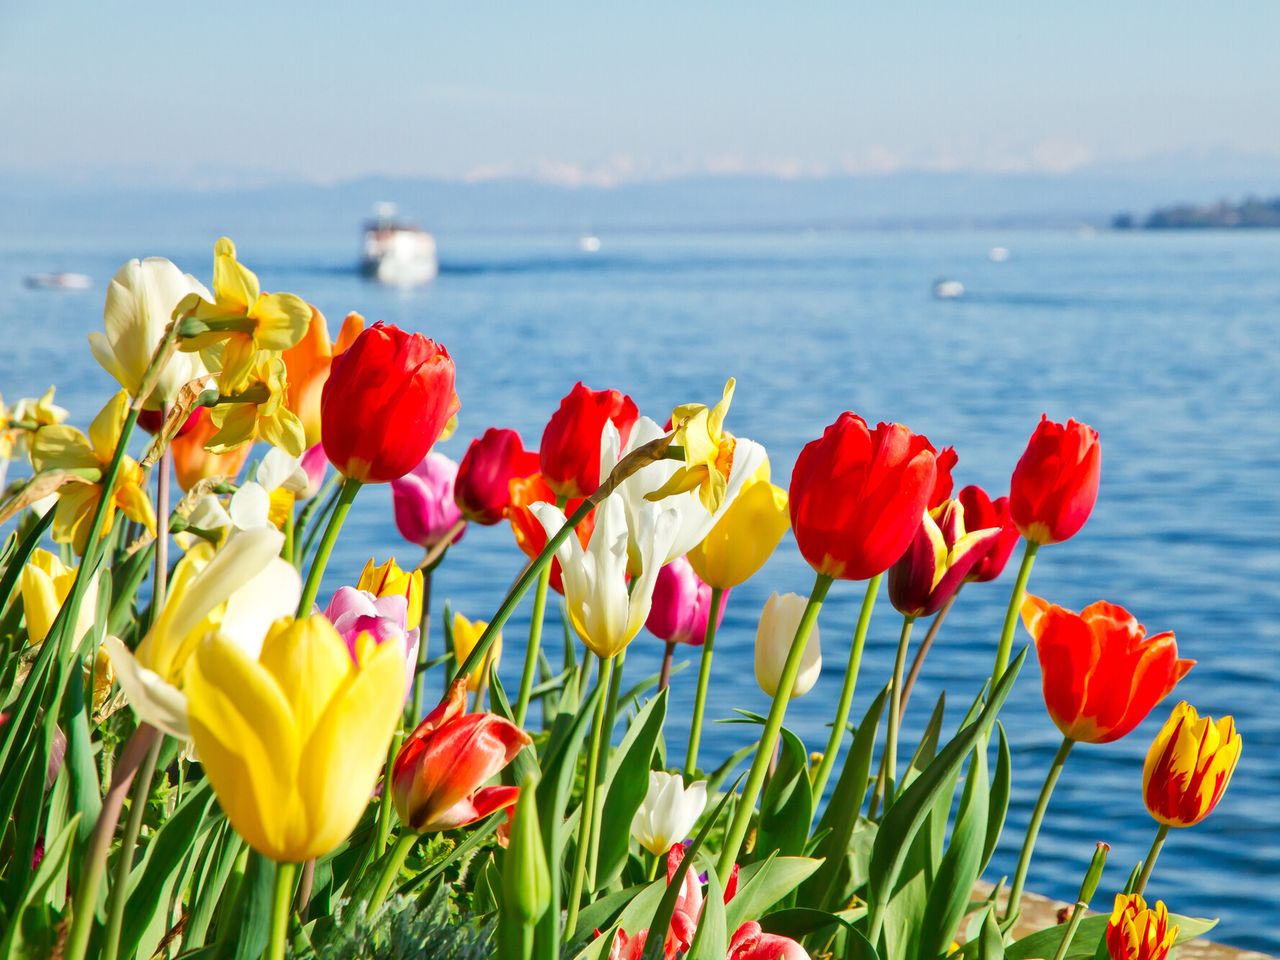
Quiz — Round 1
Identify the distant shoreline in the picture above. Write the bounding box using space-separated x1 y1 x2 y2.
1113 195 1280 229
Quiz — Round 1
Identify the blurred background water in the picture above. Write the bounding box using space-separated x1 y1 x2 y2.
2 228 1277 950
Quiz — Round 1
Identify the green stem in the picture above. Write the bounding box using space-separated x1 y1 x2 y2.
684 586 725 775
716 574 831 878
992 540 1039 681
811 574 880 802
374 730 405 858
900 588 959 714
102 735 163 960
515 560 552 728
267 861 297 960
369 832 417 913
1132 823 1170 898
564 656 613 940
296 476 361 617
408 567 433 723
1005 735 1075 920
587 650 625 884
883 615 916 807
454 497 594 684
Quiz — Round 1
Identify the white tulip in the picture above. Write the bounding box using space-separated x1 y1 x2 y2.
630 771 708 856
90 258 211 409
755 592 822 698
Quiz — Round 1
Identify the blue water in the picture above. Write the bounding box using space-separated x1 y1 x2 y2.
2 229 1277 951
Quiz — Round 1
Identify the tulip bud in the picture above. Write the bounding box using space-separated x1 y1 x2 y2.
630 772 708 856
20 549 98 645
1009 415 1101 545
1078 841 1110 905
646 557 725 647
357 558 424 631
687 465 789 590
1105 894 1177 960
1142 701 1241 828
754 593 821 698
321 322 459 484
887 499 1001 618
502 778 549 924
391 452 466 550
539 381 638 498
455 427 539 525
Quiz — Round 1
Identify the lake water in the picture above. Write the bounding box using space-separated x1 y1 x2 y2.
2 228 1277 951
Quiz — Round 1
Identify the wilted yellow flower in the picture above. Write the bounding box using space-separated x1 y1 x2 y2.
19 548 99 644
687 458 789 589
184 614 405 862
646 378 738 513
30 391 156 555
357 558 424 631
205 356 306 456
451 612 502 691
176 237 312 392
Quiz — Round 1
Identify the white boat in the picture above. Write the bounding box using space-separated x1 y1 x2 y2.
932 278 965 300
25 272 91 290
361 203 437 285
578 234 602 254
988 246 1010 262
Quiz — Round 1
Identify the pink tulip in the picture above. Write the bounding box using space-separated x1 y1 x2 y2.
324 586 419 700
391 452 466 550
646 557 728 647
391 679 531 832
728 922 811 960
298 443 329 500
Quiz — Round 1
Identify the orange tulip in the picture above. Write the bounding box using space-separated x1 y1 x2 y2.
170 407 252 491
1021 596 1193 743
1105 894 1177 960
282 309 364 449
391 678 530 832
1143 701 1241 828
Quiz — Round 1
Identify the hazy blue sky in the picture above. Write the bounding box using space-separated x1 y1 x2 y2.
2 2 1278 185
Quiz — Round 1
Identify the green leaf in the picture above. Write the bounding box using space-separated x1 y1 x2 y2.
704 743 756 798
802 687 887 912
726 855 824 931
215 851 274 960
982 722 1011 874
616 662 686 715
571 879 665 959
958 912 1219 960
978 908 1004 960
182 819 241 952
595 688 668 888
866 649 1025 937
918 745 989 955
755 727 813 861
687 864 728 960
489 668 541 786
0 812 79 960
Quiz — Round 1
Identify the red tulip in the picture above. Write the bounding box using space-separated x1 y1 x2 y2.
929 446 958 508
728 922 811 960
957 484 1020 582
506 473 595 594
455 427 539 525
789 412 938 581
888 498 1001 618
539 381 638 499
320 322 459 484
391 679 531 832
1021 595 1194 744
1009 415 1101 545
646 556 728 646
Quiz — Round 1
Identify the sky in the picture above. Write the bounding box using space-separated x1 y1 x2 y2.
2 2 1279 187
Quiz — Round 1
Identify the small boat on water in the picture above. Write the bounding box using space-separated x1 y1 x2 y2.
25 272 91 291
932 278 965 300
361 203 437 285
988 246 1010 262
578 234 602 254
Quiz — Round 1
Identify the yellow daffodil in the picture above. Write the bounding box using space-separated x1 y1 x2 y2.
19 548 99 644
30 391 156 555
176 237 312 392
90 258 210 409
1 387 68 463
646 378 738 513
205 356 306 456
357 558 424 632
687 459 789 589
106 527 300 739
184 614 405 862
451 612 502 691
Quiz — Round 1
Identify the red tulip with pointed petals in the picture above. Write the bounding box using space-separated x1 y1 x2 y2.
539 381 638 499
1009 415 1101 545
957 484 1020 582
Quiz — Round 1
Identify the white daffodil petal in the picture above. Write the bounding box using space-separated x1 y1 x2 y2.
229 482 271 530
105 636 191 739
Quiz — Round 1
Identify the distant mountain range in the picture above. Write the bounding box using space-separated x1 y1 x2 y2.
4 155 1280 242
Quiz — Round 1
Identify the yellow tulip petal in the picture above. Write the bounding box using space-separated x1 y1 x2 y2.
257 617 353 743
20 564 60 644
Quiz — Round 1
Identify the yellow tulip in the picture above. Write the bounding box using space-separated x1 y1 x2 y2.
19 548 98 644
30 391 156 555
451 612 502 691
646 378 738 513
357 558 424 631
687 461 789 589
184 614 405 862
1142 701 1241 828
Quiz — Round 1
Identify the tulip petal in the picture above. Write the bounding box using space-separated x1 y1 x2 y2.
105 636 191 739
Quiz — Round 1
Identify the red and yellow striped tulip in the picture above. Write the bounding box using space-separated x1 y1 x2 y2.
1143 701 1241 828
1105 894 1177 960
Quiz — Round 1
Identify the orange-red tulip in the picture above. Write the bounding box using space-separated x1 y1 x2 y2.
1009 415 1101 545
1143 701 1241 828
929 446 957 508
455 427 539 525
506 473 595 595
1021 596 1193 743
1105 894 1177 960
282 307 363 448
539 381 638 499
391 678 530 832
789 412 937 581
320 322 459 484
956 484 1020 582
170 407 252 491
